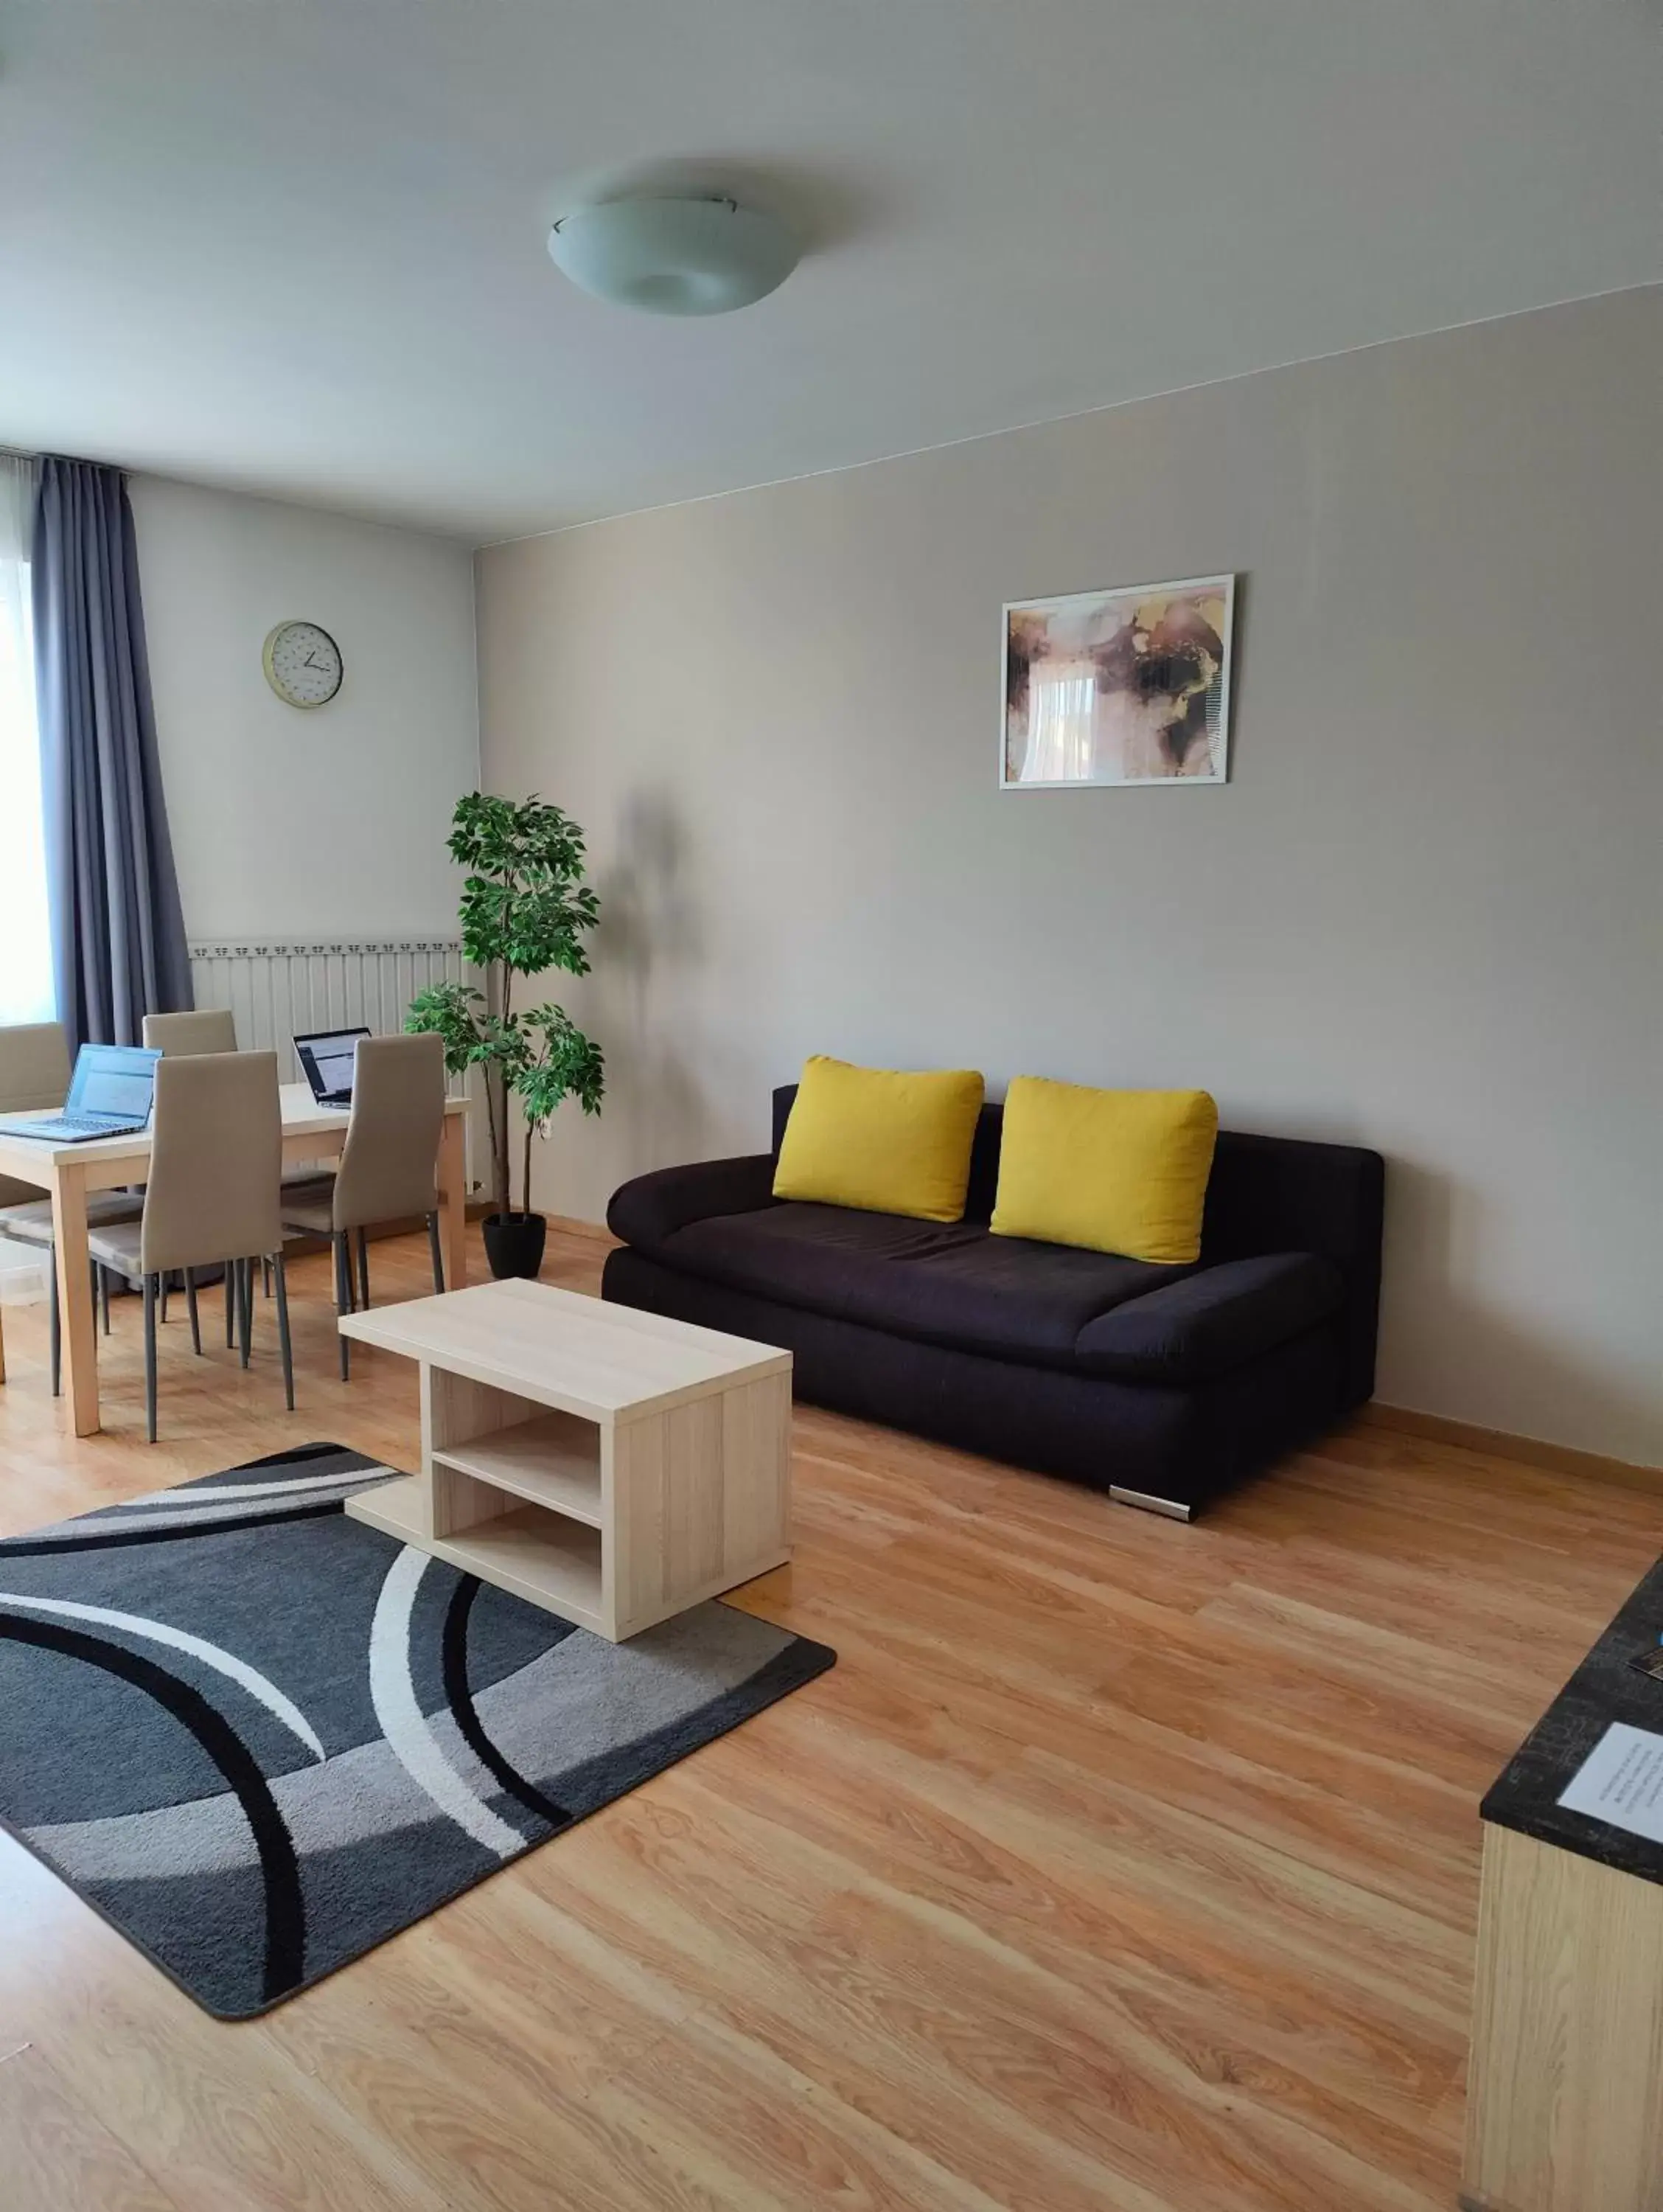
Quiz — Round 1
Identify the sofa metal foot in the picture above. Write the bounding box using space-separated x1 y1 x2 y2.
1109 1485 1193 1522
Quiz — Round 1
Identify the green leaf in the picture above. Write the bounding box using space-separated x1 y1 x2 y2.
425 791 606 1200
405 982 487 1078
509 1004 606 1135
446 792 602 979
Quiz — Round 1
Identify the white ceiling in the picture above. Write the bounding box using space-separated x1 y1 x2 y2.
1 0 1657 543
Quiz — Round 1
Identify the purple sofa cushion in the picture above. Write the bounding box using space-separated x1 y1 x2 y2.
662 1202 1190 1371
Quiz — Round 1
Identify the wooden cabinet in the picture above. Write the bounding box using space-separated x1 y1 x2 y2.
1462 1556 1663 2212
1463 1823 1663 2212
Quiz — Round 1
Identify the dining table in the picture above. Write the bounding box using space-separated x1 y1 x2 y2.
0 1081 470 1436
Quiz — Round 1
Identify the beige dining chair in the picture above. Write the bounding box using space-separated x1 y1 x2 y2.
0 1021 74 1209
141 1006 324 1325
85 1050 292 1441
144 1007 247 1330
280 1032 447 1380
0 1020 144 1388
142 1008 238 1055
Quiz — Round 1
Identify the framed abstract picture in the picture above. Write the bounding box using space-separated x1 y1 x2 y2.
1001 573 1235 789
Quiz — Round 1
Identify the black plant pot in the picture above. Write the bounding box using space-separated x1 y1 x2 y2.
482 1211 547 1281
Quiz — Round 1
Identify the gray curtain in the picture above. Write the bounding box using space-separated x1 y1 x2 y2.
32 456 192 1052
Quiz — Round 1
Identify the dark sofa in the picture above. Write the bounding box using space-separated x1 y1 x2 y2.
602 1085 1384 1518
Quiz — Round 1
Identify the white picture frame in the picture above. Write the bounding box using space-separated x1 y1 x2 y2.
1000 572 1236 790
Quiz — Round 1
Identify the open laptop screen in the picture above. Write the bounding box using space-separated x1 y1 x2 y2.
295 1028 369 1101
72 1046 159 1121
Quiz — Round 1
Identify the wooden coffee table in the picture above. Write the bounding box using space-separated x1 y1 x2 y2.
339 1279 792 1642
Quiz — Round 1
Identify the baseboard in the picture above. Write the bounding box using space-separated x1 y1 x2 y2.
290 1201 596 1248
1362 1402 1663 1493
545 1213 618 1248
283 1207 610 1262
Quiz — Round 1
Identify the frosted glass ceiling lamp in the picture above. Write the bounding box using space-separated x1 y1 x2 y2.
547 195 798 316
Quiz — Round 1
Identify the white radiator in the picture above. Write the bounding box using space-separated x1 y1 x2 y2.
186 936 481 1187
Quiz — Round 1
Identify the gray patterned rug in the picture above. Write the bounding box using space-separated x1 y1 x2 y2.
0 1444 834 2017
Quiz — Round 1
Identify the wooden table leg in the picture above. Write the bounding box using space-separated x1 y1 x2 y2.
438 1113 467 1291
52 1160 100 1436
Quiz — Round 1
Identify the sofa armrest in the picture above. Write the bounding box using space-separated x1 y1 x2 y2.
1074 1253 1343 1384
606 1155 778 1254
1204 1133 1384 1405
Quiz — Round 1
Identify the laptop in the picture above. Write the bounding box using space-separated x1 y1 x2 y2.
294 1026 371 1107
4 1043 162 1143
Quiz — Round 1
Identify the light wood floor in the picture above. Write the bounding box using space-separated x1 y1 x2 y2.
0 1225 1655 2212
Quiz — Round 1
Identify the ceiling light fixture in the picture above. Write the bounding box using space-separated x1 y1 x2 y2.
546 194 798 316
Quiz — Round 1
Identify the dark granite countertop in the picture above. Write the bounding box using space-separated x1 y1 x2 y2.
1482 1554 1663 1881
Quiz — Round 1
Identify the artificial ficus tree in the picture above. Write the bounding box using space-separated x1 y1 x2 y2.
407 792 604 1220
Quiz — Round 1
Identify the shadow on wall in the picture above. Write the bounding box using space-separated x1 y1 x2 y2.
1381 1156 1660 1464
592 790 719 1172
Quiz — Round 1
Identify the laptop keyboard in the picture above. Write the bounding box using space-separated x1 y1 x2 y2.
29 1114 140 1138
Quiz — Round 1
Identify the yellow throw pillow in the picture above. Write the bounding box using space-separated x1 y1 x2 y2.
773 1057 986 1223
991 1077 1219 1263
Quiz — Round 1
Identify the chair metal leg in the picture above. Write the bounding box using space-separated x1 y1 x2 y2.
184 1266 202 1355
427 1210 445 1294
355 1228 370 1312
160 1275 170 1325
225 1261 235 1347
142 1273 158 1443
97 1264 111 1335
272 1253 294 1412
237 1258 252 1370
334 1231 353 1381
49 1250 60 1397
262 1254 271 1300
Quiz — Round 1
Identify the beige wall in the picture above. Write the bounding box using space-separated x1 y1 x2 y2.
477 286 1663 1464
131 475 478 939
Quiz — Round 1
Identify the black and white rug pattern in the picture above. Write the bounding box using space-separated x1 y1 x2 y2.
0 1444 834 2018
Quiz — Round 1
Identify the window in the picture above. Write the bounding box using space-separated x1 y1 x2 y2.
0 456 53 1025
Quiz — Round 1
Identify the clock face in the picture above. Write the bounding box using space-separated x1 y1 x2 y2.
263 620 343 708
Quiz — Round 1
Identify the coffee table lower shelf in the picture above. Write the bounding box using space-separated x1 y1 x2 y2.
349 1474 607 1635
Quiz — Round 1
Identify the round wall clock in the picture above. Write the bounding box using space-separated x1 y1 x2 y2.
262 620 344 708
